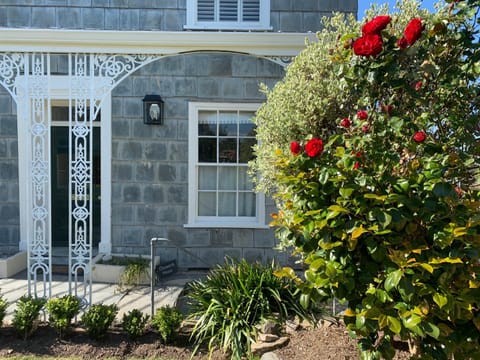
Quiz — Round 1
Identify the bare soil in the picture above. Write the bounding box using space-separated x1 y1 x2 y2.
0 321 411 360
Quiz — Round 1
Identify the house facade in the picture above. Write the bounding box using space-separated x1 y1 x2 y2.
0 0 357 282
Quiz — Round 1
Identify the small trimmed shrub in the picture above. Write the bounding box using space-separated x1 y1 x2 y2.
0 292 7 327
45 294 81 338
151 305 183 343
81 303 118 340
122 309 149 340
12 296 46 340
187 258 315 359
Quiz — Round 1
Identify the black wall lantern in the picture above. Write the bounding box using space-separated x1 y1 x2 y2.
142 95 164 125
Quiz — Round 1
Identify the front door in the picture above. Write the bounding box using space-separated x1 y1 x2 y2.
50 106 101 248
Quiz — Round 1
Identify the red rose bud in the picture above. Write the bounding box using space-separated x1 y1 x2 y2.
357 110 368 120
362 15 392 35
305 138 324 158
353 161 360 170
404 18 424 46
340 117 352 128
413 131 427 143
415 81 423 90
361 124 370 133
382 104 393 115
353 34 383 57
290 141 302 155
397 36 408 49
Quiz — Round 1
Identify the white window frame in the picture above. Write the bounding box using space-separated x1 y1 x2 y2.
186 102 266 228
185 0 272 31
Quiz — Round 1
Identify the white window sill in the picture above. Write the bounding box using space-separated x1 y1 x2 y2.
184 222 270 229
184 24 273 31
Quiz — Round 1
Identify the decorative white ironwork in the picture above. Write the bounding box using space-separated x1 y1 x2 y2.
264 56 294 67
0 53 24 102
67 53 159 306
26 53 52 299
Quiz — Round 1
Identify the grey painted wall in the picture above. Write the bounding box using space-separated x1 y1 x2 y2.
111 52 287 267
0 0 357 32
0 85 19 255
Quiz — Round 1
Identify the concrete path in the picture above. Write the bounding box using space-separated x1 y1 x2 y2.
0 271 202 324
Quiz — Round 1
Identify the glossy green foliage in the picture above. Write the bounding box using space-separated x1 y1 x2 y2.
151 305 183 344
45 294 81 338
122 308 149 340
259 0 480 358
81 303 118 340
12 296 46 340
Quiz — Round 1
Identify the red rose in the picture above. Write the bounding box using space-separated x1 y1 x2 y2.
382 104 393 115
353 34 383 57
404 18 424 45
305 138 324 158
362 15 392 35
415 81 423 90
340 117 352 128
357 110 368 120
290 141 302 155
397 37 408 49
361 124 370 133
413 131 427 143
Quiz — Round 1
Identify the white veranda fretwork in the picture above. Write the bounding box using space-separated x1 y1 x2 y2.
0 52 157 305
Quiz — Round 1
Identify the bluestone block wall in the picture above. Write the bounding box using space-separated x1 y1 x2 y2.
0 85 19 255
0 0 357 32
111 52 285 267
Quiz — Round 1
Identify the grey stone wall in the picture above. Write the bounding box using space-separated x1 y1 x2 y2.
0 0 357 32
111 52 287 267
0 85 19 255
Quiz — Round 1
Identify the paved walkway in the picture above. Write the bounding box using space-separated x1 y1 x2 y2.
0 271 202 324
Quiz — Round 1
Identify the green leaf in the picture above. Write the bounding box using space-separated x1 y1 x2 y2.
384 269 402 292
328 205 348 213
339 188 354 199
432 182 455 198
364 193 387 202
351 226 368 240
433 293 448 309
402 314 422 330
387 316 402 334
422 322 440 340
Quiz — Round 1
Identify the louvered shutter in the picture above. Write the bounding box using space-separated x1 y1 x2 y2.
219 0 238 21
242 0 260 21
198 0 215 21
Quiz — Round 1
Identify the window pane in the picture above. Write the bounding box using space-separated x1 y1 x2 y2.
219 111 237 136
199 138 217 162
199 166 217 190
199 111 217 133
198 192 216 216
199 123 216 136
238 192 256 216
218 167 237 190
238 167 253 190
238 138 255 163
218 192 236 216
219 138 237 163
239 123 255 136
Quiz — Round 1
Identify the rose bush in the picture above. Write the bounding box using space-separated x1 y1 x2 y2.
253 0 480 359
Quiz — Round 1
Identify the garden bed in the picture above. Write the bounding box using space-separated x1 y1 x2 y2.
92 254 159 285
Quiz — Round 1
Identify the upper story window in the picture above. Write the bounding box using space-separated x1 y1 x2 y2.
185 0 271 31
